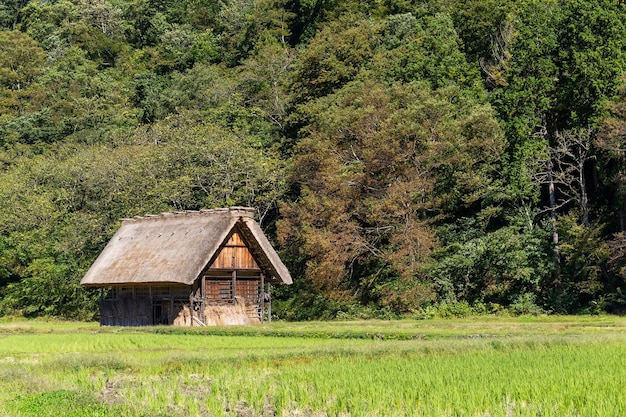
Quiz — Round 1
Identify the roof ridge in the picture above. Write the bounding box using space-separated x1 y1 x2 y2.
121 207 256 222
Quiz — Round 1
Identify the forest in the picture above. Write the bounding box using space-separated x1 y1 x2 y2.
1 0 626 320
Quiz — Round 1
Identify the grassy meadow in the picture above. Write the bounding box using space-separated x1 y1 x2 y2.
0 316 625 416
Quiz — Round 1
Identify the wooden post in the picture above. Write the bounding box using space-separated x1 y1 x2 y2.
189 292 194 327
231 270 237 303
267 283 271 324
200 276 206 325
260 273 265 324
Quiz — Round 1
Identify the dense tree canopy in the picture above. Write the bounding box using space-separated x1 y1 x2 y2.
1 0 626 319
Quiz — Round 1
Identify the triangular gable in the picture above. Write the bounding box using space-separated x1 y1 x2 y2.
209 228 260 270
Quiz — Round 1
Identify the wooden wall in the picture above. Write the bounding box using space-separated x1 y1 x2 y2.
204 276 261 304
99 297 151 326
210 231 260 270
99 284 190 326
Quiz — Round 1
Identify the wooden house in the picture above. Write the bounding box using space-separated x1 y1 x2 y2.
80 207 292 326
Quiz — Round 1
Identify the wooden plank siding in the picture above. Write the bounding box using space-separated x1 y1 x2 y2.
203 275 262 304
209 231 260 270
205 279 234 304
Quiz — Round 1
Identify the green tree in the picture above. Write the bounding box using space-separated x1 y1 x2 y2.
597 77 626 230
239 35 295 131
374 12 482 92
555 0 626 128
450 0 516 65
549 215 609 312
1 257 99 319
430 217 554 307
0 0 29 29
218 0 296 65
154 24 218 71
597 77 626 312
0 30 45 91
0 113 287 318
20 0 79 50
290 13 377 103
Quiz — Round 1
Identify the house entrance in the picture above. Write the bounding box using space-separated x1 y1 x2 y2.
152 300 170 325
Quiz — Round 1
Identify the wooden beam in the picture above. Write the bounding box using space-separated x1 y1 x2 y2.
200 276 206 325
260 273 265 324
189 292 194 327
192 316 206 326
267 283 271 324
201 275 206 300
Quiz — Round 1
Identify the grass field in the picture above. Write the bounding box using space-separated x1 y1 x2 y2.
0 316 625 416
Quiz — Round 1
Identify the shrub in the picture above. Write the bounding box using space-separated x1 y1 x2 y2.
509 293 544 316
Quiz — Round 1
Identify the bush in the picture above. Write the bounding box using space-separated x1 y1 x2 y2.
412 301 497 319
509 293 544 316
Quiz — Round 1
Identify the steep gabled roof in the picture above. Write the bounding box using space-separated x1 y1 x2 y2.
80 207 292 286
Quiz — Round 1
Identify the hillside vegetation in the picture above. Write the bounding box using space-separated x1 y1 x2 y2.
2 0 626 319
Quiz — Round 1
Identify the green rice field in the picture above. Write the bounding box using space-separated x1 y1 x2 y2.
0 316 625 416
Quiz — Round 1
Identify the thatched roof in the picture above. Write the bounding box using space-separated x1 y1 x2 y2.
80 207 292 286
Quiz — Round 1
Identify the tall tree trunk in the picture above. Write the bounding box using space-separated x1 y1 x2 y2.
548 167 561 286
580 162 589 227
576 137 591 227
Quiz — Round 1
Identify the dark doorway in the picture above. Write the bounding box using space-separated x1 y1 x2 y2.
152 301 168 325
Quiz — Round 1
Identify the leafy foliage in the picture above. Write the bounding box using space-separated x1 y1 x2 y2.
1 0 626 318
431 216 554 307
279 10 505 311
